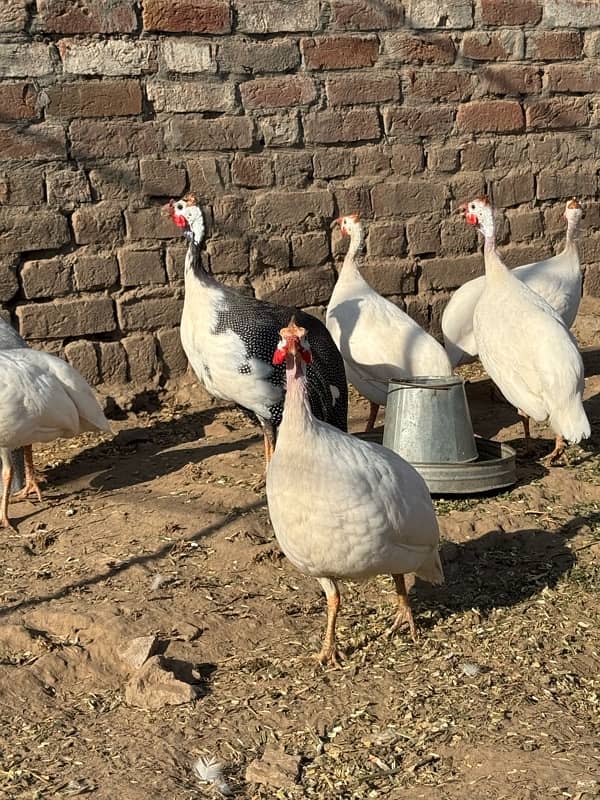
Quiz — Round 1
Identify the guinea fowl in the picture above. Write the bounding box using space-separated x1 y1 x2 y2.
463 196 590 462
266 320 443 666
166 194 348 464
326 214 452 432
0 349 110 530
0 318 28 493
443 198 584 368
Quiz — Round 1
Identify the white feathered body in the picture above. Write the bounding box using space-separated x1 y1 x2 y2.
0 349 110 450
326 266 452 407
267 380 443 584
473 255 589 444
0 318 27 351
443 243 581 367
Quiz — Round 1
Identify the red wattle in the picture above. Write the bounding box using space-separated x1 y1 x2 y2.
272 348 286 365
172 213 188 229
465 212 478 226
300 350 312 364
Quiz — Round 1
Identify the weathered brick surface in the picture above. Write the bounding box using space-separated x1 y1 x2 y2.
240 76 316 110
481 0 541 25
0 0 28 32
36 0 137 33
148 79 236 113
302 36 379 70
236 1 319 33
16 298 116 339
0 4 597 390
0 208 69 254
59 40 155 75
47 80 142 118
143 0 231 33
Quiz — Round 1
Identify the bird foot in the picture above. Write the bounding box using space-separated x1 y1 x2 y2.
546 448 568 467
386 611 418 643
12 480 43 503
313 646 345 668
1 515 17 534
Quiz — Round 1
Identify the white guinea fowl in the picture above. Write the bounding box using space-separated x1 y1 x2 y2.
266 321 444 666
443 198 583 368
464 196 590 463
0 349 110 530
166 194 348 466
326 213 452 432
0 318 28 493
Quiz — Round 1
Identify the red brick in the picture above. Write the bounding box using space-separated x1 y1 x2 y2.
525 98 588 131
479 65 542 96
274 152 313 188
302 36 379 70
142 0 231 33
331 0 403 29
70 120 162 159
371 180 447 217
537 170 597 201
461 143 494 171
240 76 316 110
420 254 483 291
72 202 124 244
36 0 137 33
123 334 157 384
457 100 524 133
125 208 180 240
326 73 400 105
547 64 600 94
481 0 541 25
384 106 455 137
461 31 523 61
253 265 335 307
354 145 391 176
406 218 441 255
207 238 249 274
117 291 183 332
118 248 165 286
526 31 582 60
232 155 273 188
583 264 600 298
64 340 99 385
252 190 334 228
165 115 254 150
367 222 405 258
406 70 472 101
0 83 38 120
0 208 69 254
382 33 455 65
140 159 186 197
303 108 380 144
157 328 187 377
236 1 319 33
46 80 142 118
313 148 354 179
0 122 66 160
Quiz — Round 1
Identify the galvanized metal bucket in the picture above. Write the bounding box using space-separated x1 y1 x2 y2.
383 376 478 464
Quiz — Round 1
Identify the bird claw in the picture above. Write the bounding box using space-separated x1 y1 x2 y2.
386 615 418 643
313 647 345 668
1 516 17 534
12 482 43 503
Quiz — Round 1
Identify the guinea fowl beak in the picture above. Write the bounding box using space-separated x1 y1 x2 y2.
457 202 468 215
330 217 342 230
162 199 175 216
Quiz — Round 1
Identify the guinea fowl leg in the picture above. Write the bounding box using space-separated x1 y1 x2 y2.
387 574 417 642
547 435 567 465
315 577 344 667
0 452 16 532
517 409 532 454
365 402 379 433
12 445 43 502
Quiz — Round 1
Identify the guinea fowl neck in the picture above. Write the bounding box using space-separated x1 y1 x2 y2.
341 226 364 277
565 215 582 249
280 354 312 433
185 241 217 287
481 223 508 281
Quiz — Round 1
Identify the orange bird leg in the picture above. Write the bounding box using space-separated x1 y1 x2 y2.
547 435 567 465
517 409 532 454
1 456 16 532
387 574 418 642
315 578 344 667
12 445 43 503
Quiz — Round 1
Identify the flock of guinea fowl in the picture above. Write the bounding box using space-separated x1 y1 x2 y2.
0 191 590 665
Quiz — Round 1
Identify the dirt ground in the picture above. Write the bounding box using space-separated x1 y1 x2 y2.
1 313 599 799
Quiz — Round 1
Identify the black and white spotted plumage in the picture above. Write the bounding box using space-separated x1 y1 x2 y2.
179 233 348 437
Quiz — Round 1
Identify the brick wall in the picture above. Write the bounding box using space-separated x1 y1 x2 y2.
1 0 599 390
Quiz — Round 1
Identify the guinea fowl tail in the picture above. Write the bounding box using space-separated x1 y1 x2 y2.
550 398 591 444
415 550 445 585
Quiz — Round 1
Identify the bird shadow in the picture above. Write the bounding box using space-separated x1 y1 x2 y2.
415 509 598 622
40 405 263 493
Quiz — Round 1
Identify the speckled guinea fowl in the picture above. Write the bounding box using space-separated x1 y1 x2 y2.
166 194 348 462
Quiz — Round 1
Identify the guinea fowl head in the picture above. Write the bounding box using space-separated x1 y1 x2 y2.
165 193 205 245
272 319 313 368
460 196 495 239
564 197 583 226
335 213 362 238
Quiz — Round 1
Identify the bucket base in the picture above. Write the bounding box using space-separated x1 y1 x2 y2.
358 433 516 496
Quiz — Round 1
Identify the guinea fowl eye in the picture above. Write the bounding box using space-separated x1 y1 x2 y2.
176 202 184 211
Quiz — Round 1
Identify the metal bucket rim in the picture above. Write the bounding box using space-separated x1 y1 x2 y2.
387 375 465 391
